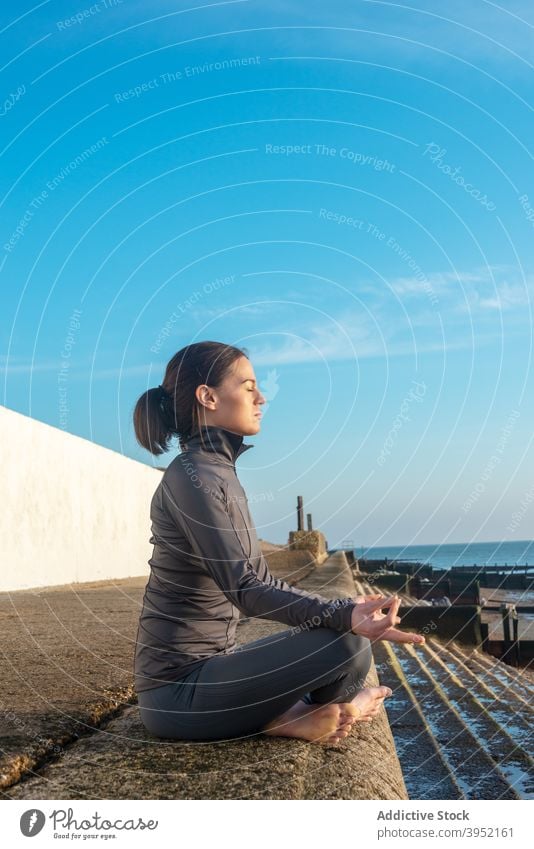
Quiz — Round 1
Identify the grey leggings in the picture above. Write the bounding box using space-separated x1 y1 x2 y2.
137 627 373 741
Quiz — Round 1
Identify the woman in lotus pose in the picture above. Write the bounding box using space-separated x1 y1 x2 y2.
133 341 425 745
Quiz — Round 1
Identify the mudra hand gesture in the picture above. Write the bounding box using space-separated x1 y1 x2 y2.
350 593 426 645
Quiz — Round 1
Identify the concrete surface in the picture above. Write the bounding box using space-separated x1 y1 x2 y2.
1 551 408 800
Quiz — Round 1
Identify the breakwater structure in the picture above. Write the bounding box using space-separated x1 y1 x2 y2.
351 553 534 668
334 549 534 799
288 495 329 563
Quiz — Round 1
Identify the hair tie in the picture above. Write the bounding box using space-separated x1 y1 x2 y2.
157 384 168 399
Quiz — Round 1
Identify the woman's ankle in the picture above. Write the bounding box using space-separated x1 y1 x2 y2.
262 699 308 732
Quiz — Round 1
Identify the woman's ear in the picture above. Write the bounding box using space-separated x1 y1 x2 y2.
195 384 217 411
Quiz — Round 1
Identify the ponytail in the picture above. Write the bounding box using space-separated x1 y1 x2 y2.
133 385 176 456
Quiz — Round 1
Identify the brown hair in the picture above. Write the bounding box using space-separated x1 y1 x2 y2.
133 341 248 456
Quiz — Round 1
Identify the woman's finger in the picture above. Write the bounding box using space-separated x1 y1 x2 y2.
381 596 401 629
353 598 399 637
368 616 398 639
360 595 398 613
352 593 384 605
374 626 426 645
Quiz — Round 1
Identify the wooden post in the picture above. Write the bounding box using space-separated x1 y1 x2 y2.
307 513 313 531
297 496 304 531
500 602 519 666
511 605 519 667
500 603 511 642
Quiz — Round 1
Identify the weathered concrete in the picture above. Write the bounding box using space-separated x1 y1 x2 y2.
1 551 408 800
288 529 328 564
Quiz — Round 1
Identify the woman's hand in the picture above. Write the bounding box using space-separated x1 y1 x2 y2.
350 593 426 645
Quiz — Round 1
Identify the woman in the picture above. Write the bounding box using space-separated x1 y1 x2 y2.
133 341 425 745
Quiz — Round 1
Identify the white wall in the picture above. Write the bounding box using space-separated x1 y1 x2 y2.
0 405 162 591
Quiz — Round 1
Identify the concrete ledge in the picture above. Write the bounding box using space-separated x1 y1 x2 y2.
2 552 407 800
262 548 317 584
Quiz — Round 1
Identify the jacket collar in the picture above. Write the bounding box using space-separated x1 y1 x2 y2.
181 424 254 465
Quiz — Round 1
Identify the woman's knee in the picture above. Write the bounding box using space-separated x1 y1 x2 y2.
301 627 371 672
333 631 373 675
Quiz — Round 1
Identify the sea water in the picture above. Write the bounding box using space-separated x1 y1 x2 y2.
356 539 534 607
356 539 534 571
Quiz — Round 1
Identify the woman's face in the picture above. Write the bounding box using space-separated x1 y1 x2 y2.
195 355 266 435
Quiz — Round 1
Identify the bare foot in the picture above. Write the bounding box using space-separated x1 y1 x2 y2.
262 701 351 745
261 686 393 745
317 686 392 740
348 685 393 723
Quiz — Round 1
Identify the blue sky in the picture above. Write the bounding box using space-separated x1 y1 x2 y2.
1 0 533 547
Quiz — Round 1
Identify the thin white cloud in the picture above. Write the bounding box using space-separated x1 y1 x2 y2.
0 358 63 374
249 333 488 366
253 0 534 64
390 265 533 313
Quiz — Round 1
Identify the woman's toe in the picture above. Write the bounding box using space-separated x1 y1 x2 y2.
331 728 349 740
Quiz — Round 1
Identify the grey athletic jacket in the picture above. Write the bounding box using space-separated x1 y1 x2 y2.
134 425 357 692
